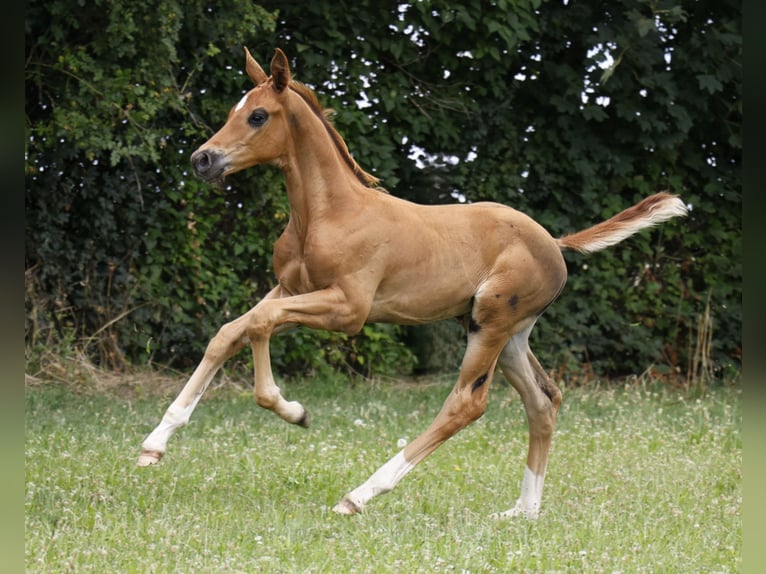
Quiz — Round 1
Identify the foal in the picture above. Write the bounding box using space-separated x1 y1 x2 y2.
139 48 687 519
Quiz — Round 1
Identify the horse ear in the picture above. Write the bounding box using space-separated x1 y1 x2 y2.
270 48 291 93
244 47 268 85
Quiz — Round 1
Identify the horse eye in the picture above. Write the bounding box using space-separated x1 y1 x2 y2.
248 108 268 128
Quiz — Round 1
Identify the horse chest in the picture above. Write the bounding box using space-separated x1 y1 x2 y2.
272 231 342 295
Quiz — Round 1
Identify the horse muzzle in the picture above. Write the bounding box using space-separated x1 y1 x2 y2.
191 148 228 183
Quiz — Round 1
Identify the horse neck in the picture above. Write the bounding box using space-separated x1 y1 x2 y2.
280 108 363 234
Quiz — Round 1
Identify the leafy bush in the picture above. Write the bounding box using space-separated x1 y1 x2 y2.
25 0 740 382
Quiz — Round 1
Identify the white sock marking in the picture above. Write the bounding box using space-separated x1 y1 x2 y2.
343 450 414 511
517 465 544 512
492 465 546 520
141 386 207 454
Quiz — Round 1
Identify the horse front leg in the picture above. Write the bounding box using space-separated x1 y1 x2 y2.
244 285 368 426
137 318 250 465
138 288 284 466
248 333 310 427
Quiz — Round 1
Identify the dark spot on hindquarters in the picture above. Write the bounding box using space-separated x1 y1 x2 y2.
495 293 501 299
472 373 488 393
508 294 519 308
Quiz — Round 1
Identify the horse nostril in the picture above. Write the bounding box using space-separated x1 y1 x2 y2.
192 150 211 174
191 149 227 182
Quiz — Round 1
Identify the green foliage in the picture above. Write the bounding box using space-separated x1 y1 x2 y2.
26 0 740 381
26 0 280 369
270 324 415 379
253 0 740 378
25 0 412 377
404 321 465 375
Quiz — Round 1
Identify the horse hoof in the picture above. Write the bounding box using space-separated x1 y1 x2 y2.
137 450 163 467
490 506 539 520
332 497 361 516
296 409 311 428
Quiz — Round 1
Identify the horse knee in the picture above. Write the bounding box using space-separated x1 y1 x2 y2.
205 323 246 363
244 312 272 341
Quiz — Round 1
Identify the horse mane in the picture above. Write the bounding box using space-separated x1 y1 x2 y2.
288 81 383 190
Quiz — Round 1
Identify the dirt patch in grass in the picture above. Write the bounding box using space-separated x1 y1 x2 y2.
25 350 198 399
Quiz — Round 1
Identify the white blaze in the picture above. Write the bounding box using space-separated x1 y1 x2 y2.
234 94 248 112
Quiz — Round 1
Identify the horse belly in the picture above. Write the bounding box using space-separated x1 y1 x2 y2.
367 265 479 324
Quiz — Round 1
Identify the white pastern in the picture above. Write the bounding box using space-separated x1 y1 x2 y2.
234 94 248 112
339 450 414 511
141 397 201 454
491 466 545 520
274 398 306 424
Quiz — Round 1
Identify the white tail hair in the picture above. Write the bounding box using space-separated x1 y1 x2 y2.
556 192 687 254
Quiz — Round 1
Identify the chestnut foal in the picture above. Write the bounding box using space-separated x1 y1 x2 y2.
138 48 687 519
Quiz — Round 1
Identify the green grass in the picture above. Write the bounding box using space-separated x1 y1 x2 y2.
25 375 741 573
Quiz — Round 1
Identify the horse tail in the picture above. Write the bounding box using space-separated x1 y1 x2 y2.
556 192 687 254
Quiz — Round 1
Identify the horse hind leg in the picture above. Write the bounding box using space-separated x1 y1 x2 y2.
493 323 562 519
333 314 508 515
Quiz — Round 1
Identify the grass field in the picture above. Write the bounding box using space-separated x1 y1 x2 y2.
25 374 741 573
